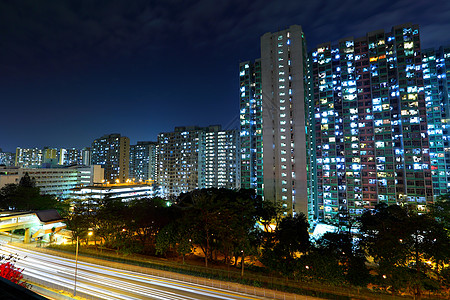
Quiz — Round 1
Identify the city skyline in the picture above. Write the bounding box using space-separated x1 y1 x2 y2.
1 1 450 152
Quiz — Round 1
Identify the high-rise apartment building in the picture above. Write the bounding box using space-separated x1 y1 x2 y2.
205 127 240 189
129 141 157 182
91 134 130 183
240 25 309 216
239 60 263 195
422 46 450 195
308 24 433 221
15 147 43 168
0 149 15 166
43 147 59 165
81 147 92 166
157 126 203 197
59 148 83 166
157 126 239 198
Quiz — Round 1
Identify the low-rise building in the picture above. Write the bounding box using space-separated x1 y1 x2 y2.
0 165 104 198
70 183 154 201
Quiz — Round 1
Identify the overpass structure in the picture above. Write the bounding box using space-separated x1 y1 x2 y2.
0 210 65 243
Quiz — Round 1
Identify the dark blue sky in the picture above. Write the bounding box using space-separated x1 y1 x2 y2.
1 0 449 152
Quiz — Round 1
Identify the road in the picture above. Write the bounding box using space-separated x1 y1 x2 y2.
0 243 272 300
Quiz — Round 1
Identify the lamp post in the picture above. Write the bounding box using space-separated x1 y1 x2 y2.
88 230 93 245
74 236 79 297
241 249 244 277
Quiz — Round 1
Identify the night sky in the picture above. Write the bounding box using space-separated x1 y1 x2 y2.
1 0 449 152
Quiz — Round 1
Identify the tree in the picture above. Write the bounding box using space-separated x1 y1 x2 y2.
261 213 310 276
224 189 264 275
155 222 193 263
177 189 223 267
126 197 171 254
94 197 127 248
0 253 29 289
257 200 284 233
429 194 450 290
19 172 35 188
430 194 450 233
359 203 450 296
64 197 97 244
172 188 267 270
308 231 370 286
0 173 59 211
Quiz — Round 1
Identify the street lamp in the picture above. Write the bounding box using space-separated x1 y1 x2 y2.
88 230 93 245
241 250 244 277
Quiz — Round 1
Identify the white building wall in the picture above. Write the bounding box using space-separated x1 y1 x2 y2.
261 25 308 216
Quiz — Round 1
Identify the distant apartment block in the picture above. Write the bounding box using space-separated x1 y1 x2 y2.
43 147 59 166
204 128 240 189
0 150 15 166
129 141 157 182
91 134 130 183
157 125 239 198
81 147 91 166
59 148 84 165
15 147 43 168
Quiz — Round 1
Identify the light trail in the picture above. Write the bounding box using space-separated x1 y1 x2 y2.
0 244 270 300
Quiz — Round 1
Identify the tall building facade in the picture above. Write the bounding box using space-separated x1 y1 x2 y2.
204 127 240 189
157 126 239 198
239 60 263 195
59 148 84 166
129 141 157 182
15 147 43 168
157 126 203 197
240 25 309 216
81 147 92 166
43 147 59 165
422 46 450 195
91 134 130 183
0 150 15 166
308 24 434 221
261 25 309 216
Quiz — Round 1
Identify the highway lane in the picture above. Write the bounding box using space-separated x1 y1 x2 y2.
0 243 270 300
